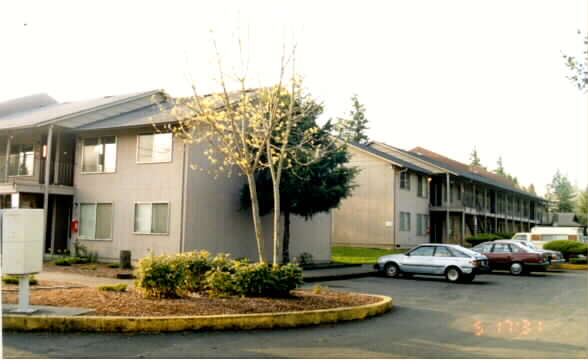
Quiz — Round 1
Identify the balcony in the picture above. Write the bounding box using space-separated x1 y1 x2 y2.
0 156 74 194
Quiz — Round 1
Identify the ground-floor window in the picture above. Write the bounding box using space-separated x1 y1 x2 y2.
416 214 429 236
134 202 169 234
400 212 411 232
79 203 113 240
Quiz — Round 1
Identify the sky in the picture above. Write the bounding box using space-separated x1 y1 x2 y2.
1 0 587 196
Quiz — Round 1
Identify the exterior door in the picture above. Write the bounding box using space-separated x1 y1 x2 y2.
403 246 435 273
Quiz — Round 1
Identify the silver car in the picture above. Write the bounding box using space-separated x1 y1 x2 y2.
374 244 490 283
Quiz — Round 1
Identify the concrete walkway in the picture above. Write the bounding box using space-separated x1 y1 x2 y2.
34 264 377 287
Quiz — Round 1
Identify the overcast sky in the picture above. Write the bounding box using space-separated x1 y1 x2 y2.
1 0 586 196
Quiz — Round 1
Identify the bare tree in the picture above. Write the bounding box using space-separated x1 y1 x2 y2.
155 37 326 264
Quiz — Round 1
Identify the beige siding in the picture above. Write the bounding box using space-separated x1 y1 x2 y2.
182 144 331 263
397 171 430 248
73 127 184 261
333 148 396 248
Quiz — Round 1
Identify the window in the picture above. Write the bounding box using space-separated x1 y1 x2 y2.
541 234 568 241
134 202 169 234
400 212 411 232
417 176 428 198
416 214 429 236
8 144 34 176
473 243 492 254
434 246 453 257
492 244 511 253
79 203 113 240
137 133 173 163
82 136 117 173
457 185 462 200
400 172 411 190
409 246 434 257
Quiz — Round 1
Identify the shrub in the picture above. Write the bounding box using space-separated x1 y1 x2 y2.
54 257 72 266
205 262 303 298
54 256 90 266
177 250 214 292
134 254 187 298
98 284 128 292
495 232 515 239
543 240 588 261
465 233 501 247
298 252 314 265
2 275 38 285
81 265 97 271
107 263 120 268
570 257 587 265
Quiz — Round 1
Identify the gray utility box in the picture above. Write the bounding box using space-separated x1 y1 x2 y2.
1 209 44 275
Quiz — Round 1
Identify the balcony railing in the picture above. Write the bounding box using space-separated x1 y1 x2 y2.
0 158 73 186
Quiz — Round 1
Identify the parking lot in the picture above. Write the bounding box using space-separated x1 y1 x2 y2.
3 269 587 358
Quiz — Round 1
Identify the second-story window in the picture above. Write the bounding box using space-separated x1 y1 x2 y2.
137 133 173 163
8 144 34 176
82 136 117 173
400 172 411 190
417 175 428 198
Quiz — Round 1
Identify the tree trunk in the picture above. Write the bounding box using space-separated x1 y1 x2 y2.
282 209 291 264
272 179 281 265
246 173 266 263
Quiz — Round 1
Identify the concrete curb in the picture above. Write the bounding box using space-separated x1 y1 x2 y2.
548 264 587 270
304 271 378 283
2 294 392 333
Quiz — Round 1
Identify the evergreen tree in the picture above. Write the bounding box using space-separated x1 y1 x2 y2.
575 186 588 225
241 100 359 263
336 94 370 144
527 184 537 195
495 156 506 176
545 170 576 212
469 147 482 167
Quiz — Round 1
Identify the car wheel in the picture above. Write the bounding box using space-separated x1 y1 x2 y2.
384 262 400 278
510 262 524 276
445 267 461 283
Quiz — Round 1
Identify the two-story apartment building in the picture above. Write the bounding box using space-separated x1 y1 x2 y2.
333 141 548 248
0 91 331 262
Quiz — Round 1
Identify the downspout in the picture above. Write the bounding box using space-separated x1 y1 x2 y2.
43 125 54 254
4 135 11 182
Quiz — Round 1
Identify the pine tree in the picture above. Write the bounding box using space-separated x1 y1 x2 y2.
469 147 482 168
545 170 576 212
527 184 537 195
336 94 370 144
495 156 506 176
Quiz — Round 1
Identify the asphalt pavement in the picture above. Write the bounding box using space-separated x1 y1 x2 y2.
2 269 587 358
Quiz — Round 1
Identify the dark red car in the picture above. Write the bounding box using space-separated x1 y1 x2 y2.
471 240 550 275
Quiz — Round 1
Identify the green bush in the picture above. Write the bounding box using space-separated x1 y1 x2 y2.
54 256 91 266
205 262 303 298
2 275 38 285
176 250 214 292
495 232 515 239
107 263 120 268
54 257 72 266
98 284 128 292
570 257 587 265
134 254 187 298
465 233 501 246
543 240 588 261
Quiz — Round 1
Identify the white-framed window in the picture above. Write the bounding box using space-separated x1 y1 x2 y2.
400 172 411 190
400 212 411 232
81 136 117 173
8 144 35 176
137 133 173 163
416 214 429 236
417 176 425 197
134 202 169 234
79 202 113 240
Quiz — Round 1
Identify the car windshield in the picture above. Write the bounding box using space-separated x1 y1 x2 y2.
522 241 538 250
451 245 478 257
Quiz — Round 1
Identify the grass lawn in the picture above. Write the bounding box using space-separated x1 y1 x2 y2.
331 247 407 264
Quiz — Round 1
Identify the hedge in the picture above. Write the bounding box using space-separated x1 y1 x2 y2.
134 251 303 299
465 233 501 246
570 257 587 265
543 240 588 261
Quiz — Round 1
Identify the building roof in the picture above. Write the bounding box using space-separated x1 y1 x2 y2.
348 142 433 175
0 90 165 131
408 146 544 201
550 212 582 227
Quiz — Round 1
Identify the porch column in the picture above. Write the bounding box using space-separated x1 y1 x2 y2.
50 197 57 254
4 135 11 180
461 212 465 246
43 125 54 255
53 132 61 185
446 173 450 242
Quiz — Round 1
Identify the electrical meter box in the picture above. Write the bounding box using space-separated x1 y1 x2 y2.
1 209 44 275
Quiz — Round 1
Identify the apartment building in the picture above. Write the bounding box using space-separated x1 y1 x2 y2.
333 141 548 248
0 91 331 262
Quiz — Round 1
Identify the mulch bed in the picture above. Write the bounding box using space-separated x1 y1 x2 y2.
2 283 379 317
42 262 134 279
